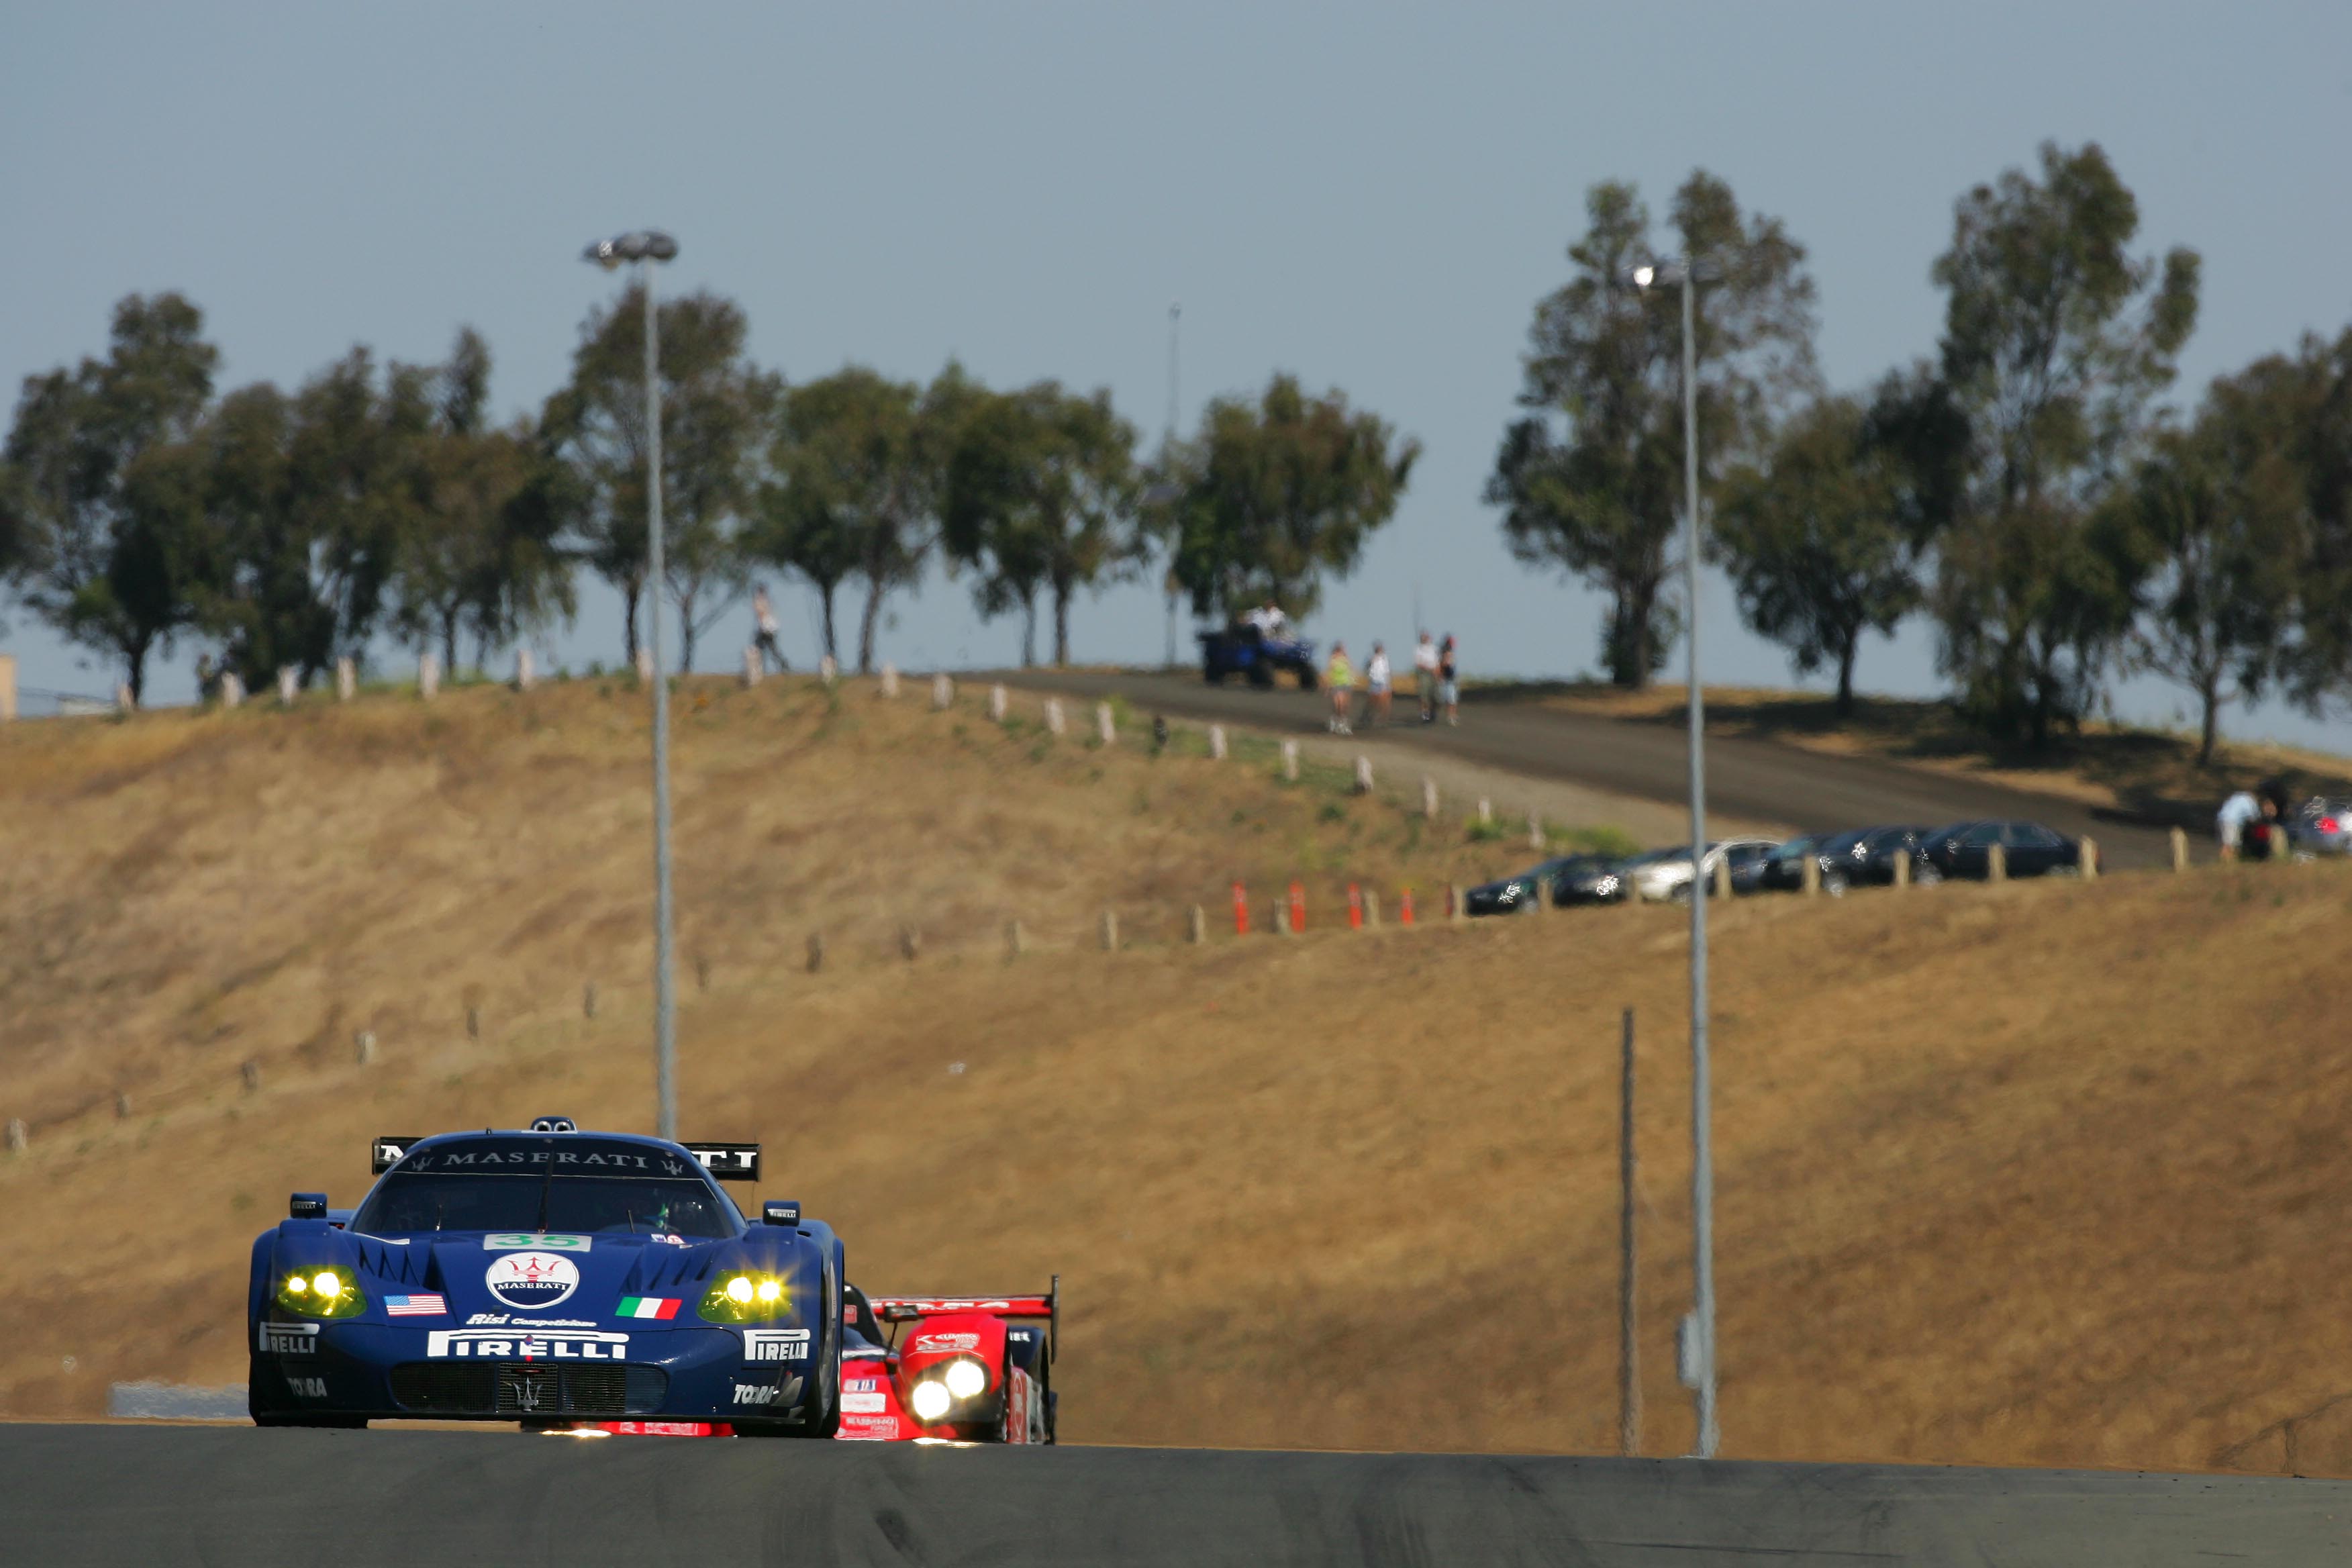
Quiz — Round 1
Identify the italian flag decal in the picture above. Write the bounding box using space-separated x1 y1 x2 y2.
617 1296 681 1320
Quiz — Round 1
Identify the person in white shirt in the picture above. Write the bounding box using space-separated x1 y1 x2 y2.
752 585 787 673
1365 642 1391 725
1413 632 1439 722
2216 788 2260 861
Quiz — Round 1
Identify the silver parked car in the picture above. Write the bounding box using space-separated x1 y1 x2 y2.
2288 798 2352 859
1626 837 1781 902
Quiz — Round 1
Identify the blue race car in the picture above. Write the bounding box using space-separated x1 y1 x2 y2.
247 1116 844 1435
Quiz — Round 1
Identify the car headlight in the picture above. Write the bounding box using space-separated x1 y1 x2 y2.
275 1264 365 1319
908 1379 954 1422
699 1272 791 1322
943 1357 989 1400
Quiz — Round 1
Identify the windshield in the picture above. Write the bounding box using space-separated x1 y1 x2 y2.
352 1173 736 1238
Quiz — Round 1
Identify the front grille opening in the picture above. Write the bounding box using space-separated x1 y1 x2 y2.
389 1363 669 1416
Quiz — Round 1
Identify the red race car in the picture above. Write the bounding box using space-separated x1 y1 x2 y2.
836 1282 1057 1444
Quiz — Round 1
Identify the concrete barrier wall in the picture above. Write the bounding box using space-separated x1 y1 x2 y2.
1 1426 2343 1567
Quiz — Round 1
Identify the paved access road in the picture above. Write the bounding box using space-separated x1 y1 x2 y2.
998 670 2182 871
5 1425 2343 1565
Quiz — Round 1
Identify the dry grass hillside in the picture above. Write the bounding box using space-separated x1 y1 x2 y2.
6 677 2352 1478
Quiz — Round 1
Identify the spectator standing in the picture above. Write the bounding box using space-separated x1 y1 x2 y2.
2216 787 2259 861
1366 642 1391 726
1438 634 1459 726
751 585 788 673
1413 631 1440 722
1326 642 1356 735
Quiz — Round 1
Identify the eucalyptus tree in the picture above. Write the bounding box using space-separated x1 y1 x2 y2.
1488 174 1817 687
1163 373 1416 621
544 285 772 669
943 381 1141 665
0 293 219 699
1926 140 2200 745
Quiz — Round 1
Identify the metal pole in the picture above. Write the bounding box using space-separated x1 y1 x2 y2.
1619 1005 1640 1457
1681 266 1718 1458
1164 301 1181 669
644 261 678 1141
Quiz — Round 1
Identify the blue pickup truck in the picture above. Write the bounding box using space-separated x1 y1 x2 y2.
1197 625 1319 689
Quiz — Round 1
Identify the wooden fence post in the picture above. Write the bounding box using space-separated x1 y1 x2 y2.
5 1118 24 1154
515 650 535 691
1096 702 1116 744
933 673 954 709
1209 724 1226 760
1364 890 1381 928
1187 905 1206 944
1712 856 1732 900
1449 883 1465 923
1986 842 2007 883
220 672 245 708
989 683 1008 722
1478 798 1492 824
819 654 838 685
1527 810 1543 850
635 647 655 685
742 647 762 687
418 656 438 701
1281 740 1299 781
879 663 899 698
1006 920 1026 958
1421 777 1440 818
336 656 356 701
2079 835 2100 881
1099 910 1118 951
278 667 298 705
115 682 135 714
1800 854 1820 897
2170 826 2190 872
1892 850 1910 889
1044 698 1065 736
1354 755 1373 794
354 1031 377 1066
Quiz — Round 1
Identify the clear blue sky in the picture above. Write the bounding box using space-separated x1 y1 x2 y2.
7 3 2351 746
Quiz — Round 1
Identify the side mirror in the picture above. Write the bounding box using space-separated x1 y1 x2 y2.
880 1303 922 1324
762 1199 801 1226
289 1192 328 1220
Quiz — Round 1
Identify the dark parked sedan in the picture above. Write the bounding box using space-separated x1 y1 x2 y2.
1917 820 2093 880
1753 834 1833 893
1817 824 1941 892
1463 855 1606 916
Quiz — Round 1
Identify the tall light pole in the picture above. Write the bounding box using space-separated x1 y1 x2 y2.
1634 256 1716 1458
585 228 681 1140
1163 299 1182 669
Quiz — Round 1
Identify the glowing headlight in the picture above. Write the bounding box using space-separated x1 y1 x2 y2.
943 1359 988 1400
699 1273 791 1322
274 1265 364 1319
908 1379 954 1422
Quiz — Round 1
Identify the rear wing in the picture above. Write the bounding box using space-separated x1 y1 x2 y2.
370 1134 758 1180
870 1277 1059 1363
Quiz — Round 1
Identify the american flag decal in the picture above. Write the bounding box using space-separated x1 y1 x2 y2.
385 1293 446 1317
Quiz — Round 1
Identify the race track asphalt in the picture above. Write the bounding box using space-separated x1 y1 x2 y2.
4 1425 2344 1566
996 670 2184 871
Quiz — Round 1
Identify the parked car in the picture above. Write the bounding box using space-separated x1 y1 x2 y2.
1918 820 2092 880
1843 824 1942 888
1628 838 1780 902
2287 798 2352 859
1555 852 1645 906
1463 855 1607 916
